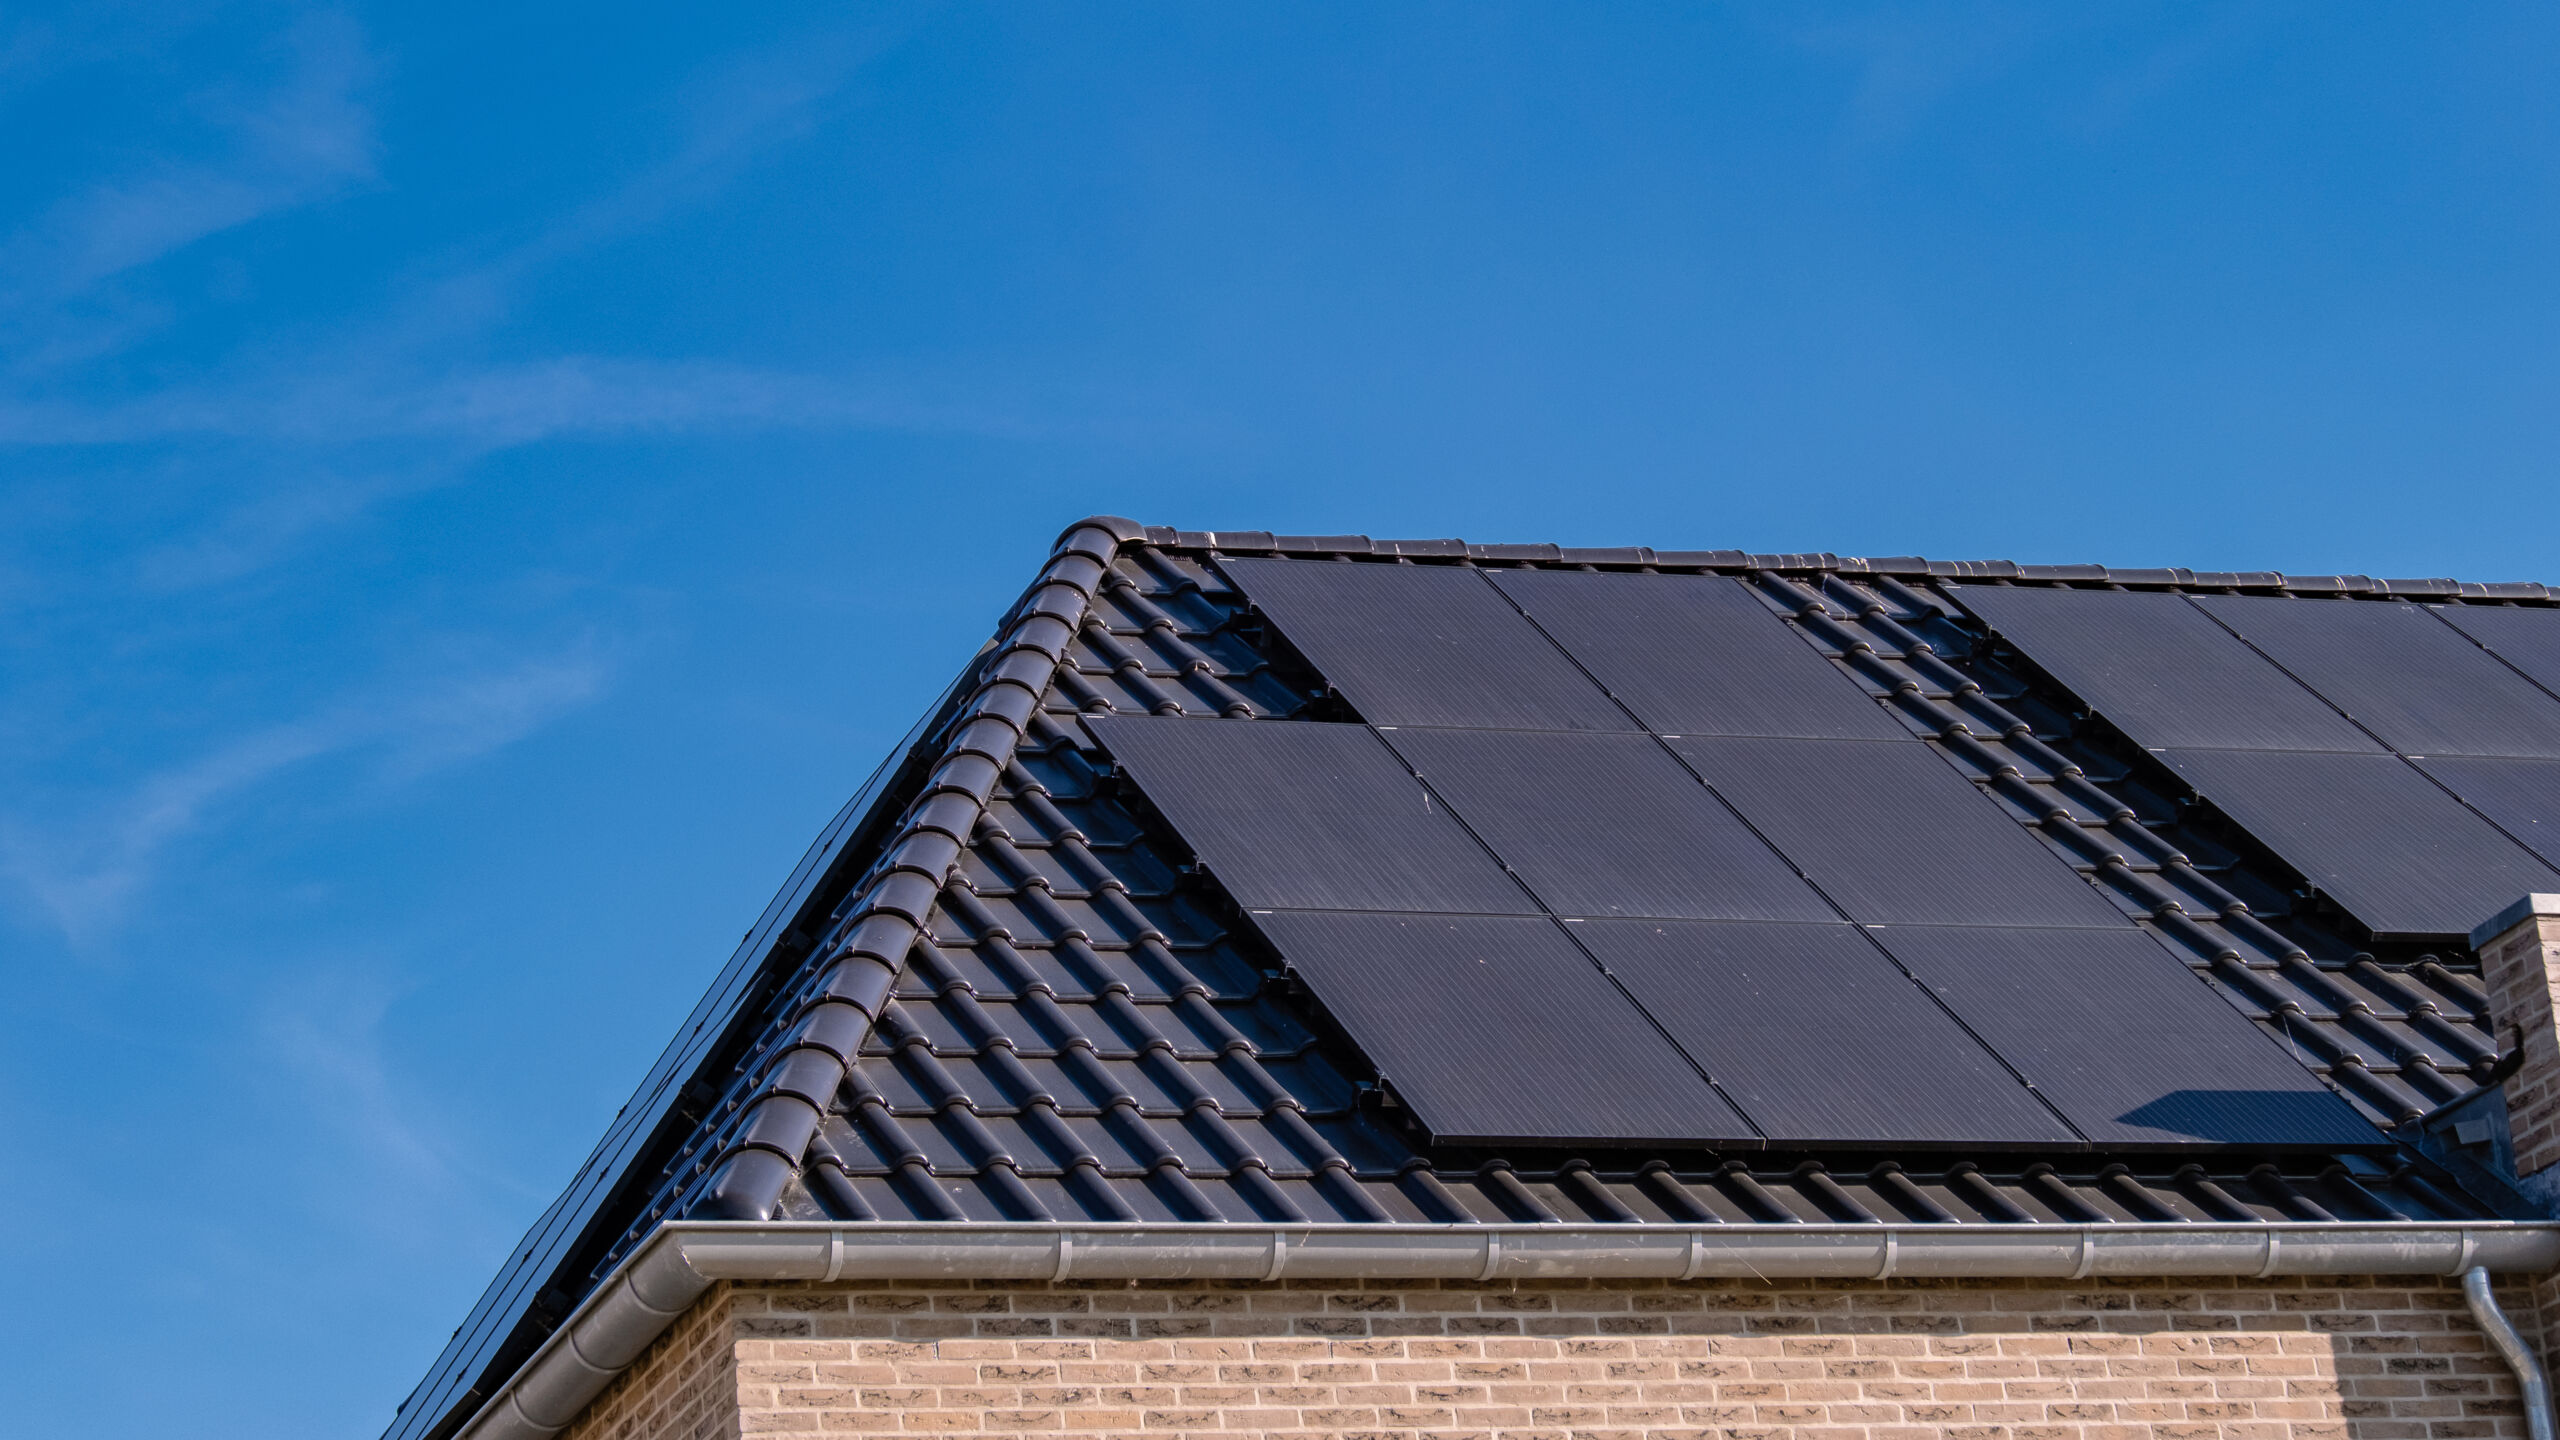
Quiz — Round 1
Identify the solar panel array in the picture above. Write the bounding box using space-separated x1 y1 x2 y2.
2439 605 2560 696
1089 561 2373 1150
1958 585 2560 939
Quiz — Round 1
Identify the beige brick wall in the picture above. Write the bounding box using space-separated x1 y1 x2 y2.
529 1272 2549 1440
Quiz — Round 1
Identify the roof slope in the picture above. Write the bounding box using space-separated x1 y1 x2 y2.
389 519 2541 1440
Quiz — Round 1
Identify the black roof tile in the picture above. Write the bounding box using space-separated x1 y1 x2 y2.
390 519 2547 1440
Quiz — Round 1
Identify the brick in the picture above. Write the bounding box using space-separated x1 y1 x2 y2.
555 1273 2533 1440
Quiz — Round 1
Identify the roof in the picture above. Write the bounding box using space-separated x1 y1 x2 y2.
389 518 2551 1440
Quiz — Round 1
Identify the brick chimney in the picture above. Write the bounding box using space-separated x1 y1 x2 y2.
2475 894 2560 1206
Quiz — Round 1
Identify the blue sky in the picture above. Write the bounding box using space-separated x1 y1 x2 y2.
2 4 2555 1436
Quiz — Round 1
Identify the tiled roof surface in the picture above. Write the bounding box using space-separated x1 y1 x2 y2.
389 520 2543 1440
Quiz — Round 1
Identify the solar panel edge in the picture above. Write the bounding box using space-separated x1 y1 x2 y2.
1377 727 1841 925
2155 746 2560 939
1864 922 2382 1149
1083 713 1539 915
1661 732 2134 929
1486 567 1914 741
1947 583 2383 754
1213 556 1636 731
2194 592 2560 762
2435 603 2560 708
1241 909 1761 1145
1570 916 2080 1147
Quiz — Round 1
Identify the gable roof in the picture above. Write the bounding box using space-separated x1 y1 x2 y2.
389 518 2545 1440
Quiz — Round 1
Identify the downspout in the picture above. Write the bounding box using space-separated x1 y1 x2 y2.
2466 1265 2555 1440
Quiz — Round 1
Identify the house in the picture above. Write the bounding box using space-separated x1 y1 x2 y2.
388 516 2560 1440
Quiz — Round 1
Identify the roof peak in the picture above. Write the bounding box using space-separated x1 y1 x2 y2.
1067 517 2549 601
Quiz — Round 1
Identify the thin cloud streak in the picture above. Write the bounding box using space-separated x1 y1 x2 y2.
0 10 377 322
0 649 610 945
256 963 478 1204
0 356 1066 448
0 22 1067 473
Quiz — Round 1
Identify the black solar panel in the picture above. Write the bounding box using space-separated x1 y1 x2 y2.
2435 605 2560 701
1386 728 1835 922
1245 910 1751 1143
1873 925 2378 1147
1088 716 1534 915
2411 755 2560 871
1663 735 2128 927
1488 569 1908 740
2193 595 2560 760
2159 748 2560 938
1574 919 2073 1144
1217 557 1633 731
1954 585 2379 753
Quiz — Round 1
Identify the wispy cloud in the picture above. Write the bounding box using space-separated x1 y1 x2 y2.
1768 4 2074 150
0 16 1029 588
0 355 1060 448
0 647 610 944
0 10 376 326
126 464 432 591
255 962 467 1199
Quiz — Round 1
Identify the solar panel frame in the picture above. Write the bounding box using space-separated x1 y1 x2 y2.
1662 734 2130 927
2157 747 2560 938
1216 557 1635 732
1245 910 1754 1143
1488 569 1909 740
1087 715 1536 915
1384 728 1837 922
2408 754 2560 872
1870 924 2380 1147
1574 918 2073 1144
2192 594 2560 760
1952 585 2380 753
2429 605 2560 711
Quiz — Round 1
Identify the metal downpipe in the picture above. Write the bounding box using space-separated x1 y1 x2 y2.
2466 1266 2555 1440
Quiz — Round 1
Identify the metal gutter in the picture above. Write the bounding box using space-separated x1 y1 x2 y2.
459 1219 2560 1440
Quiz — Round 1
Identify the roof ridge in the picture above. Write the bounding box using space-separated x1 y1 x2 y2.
394 518 1141 1440
1122 520 2550 601
688 516 1137 1221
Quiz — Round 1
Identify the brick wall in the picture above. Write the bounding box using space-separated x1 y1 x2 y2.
2481 910 2560 1195
568 1273 2541 1439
